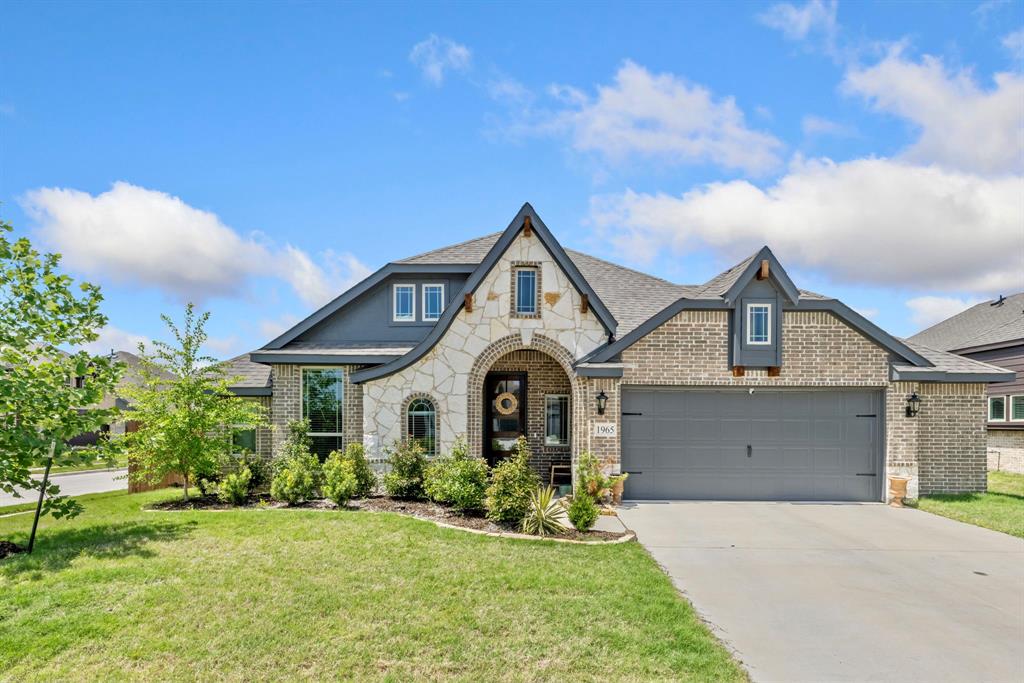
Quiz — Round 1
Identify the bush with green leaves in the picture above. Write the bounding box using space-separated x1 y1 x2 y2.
332 442 375 498
322 452 360 507
382 440 428 499
270 453 321 505
236 451 270 492
277 419 313 463
567 493 599 531
521 486 566 536
575 450 608 500
218 465 252 505
423 436 489 511
485 436 539 524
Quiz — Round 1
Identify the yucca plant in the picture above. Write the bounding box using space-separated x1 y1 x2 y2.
521 486 566 537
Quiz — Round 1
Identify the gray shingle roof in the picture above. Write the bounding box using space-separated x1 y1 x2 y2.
397 232 502 264
223 353 271 390
895 339 1016 378
908 293 1024 351
692 253 757 298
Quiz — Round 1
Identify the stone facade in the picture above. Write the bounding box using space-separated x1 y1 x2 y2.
987 429 1024 474
361 230 606 460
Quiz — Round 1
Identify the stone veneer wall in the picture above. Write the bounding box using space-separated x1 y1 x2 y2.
360 230 606 459
487 349 573 481
270 364 363 458
988 429 1024 473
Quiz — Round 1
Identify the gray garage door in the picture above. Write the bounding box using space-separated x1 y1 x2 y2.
621 388 883 501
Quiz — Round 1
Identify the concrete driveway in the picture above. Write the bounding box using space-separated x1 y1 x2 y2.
618 502 1024 683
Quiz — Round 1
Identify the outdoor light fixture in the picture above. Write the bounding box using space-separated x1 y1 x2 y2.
905 392 921 418
596 390 608 415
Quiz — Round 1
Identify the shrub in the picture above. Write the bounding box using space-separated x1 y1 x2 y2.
236 451 269 492
567 493 599 531
424 436 489 511
335 442 375 498
270 452 321 505
485 436 539 524
322 452 359 507
218 465 252 505
277 419 313 462
382 440 428 499
575 450 607 501
521 486 566 536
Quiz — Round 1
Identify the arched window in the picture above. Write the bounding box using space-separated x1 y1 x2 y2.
407 397 437 456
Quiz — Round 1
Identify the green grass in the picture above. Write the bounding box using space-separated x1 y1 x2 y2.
917 471 1024 538
0 490 744 682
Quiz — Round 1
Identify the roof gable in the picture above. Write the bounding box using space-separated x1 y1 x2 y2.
351 203 616 383
909 293 1024 352
706 246 800 305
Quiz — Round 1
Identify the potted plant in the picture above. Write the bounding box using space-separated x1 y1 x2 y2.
608 472 629 505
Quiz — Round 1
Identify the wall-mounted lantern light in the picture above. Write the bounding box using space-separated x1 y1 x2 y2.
905 392 921 418
596 390 608 415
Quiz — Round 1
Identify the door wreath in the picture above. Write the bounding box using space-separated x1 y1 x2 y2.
494 391 519 416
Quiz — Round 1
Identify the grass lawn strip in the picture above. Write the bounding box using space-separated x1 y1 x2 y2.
916 471 1024 538
0 489 745 681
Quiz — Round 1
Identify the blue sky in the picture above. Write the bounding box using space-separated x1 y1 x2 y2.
2 0 1022 358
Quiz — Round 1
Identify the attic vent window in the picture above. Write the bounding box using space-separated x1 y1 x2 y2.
746 303 772 345
514 267 539 316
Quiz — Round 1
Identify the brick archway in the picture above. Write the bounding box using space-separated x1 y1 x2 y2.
467 334 584 469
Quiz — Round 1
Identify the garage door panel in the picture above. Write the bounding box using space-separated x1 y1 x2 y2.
621 388 882 502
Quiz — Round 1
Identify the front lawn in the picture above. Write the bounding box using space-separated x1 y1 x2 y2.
0 490 744 681
916 471 1024 538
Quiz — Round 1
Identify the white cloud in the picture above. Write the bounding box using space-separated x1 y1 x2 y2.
906 296 984 330
527 61 783 175
203 335 241 357
22 182 370 308
82 325 150 355
409 35 471 85
843 49 1024 174
588 156 1024 293
801 114 854 137
853 307 879 320
1003 27 1024 62
758 0 838 52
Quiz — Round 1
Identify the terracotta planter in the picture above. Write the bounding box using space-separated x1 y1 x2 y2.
888 476 910 507
611 478 625 505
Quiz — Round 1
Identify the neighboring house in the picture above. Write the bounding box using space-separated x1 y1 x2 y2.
909 294 1024 474
68 350 176 446
224 204 1012 501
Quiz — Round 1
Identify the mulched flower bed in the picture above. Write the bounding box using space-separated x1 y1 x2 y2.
146 494 628 541
0 540 27 560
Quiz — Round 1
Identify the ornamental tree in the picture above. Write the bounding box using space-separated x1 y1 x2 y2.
0 218 123 518
120 303 263 500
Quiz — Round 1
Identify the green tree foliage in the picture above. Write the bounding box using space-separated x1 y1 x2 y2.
0 219 122 518
119 304 263 500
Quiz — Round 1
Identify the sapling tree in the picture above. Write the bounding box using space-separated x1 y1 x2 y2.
120 303 263 500
0 218 123 518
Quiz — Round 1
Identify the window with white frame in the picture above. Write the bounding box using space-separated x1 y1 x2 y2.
393 284 415 321
1010 395 1024 422
515 268 538 315
406 397 437 456
989 396 1006 422
422 284 444 321
746 303 772 345
545 395 569 446
303 368 344 460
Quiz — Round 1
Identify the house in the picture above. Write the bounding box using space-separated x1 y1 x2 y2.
224 204 1013 501
909 294 1024 474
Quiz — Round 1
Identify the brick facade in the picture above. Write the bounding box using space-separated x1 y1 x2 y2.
916 383 988 493
269 364 363 457
487 349 573 481
988 429 1024 473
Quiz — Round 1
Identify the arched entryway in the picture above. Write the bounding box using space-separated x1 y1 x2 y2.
467 334 583 486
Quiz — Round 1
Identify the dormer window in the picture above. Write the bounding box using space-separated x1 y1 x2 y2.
513 265 539 317
746 303 772 345
422 284 444 322
393 284 415 322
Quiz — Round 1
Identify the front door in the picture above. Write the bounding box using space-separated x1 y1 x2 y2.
484 372 527 466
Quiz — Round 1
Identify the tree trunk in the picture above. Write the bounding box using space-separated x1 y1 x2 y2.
183 472 189 501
